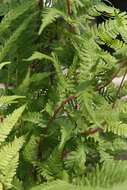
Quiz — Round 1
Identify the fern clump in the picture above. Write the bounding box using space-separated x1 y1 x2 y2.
1 0 127 189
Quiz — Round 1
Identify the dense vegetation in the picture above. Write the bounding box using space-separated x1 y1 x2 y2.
1 0 127 189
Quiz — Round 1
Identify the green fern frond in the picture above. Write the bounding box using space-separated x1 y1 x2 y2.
0 95 25 107
85 160 127 187
0 14 35 62
89 2 118 18
0 0 35 36
0 61 10 70
0 105 25 145
23 135 39 163
106 122 127 137
0 137 24 189
36 147 63 181
26 51 54 62
39 8 65 34
64 143 86 175
22 111 43 126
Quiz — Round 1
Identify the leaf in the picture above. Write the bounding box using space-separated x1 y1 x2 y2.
0 61 10 70
26 51 54 62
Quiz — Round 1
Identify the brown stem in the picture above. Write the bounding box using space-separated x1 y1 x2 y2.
112 67 127 108
66 0 76 33
81 120 106 136
48 95 77 127
66 0 72 16
37 95 77 160
81 127 103 136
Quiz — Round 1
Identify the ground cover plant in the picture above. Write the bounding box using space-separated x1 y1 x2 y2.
1 0 127 189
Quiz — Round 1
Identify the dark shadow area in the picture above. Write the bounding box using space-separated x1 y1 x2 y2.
106 0 127 11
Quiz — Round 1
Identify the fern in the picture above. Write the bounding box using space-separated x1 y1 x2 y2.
1 0 127 189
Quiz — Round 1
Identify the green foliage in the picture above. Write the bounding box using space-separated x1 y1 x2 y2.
1 0 127 190
29 180 127 190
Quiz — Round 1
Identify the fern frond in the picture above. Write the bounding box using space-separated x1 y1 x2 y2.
35 146 65 181
0 0 35 36
0 15 35 62
85 160 127 187
0 105 25 145
106 122 127 137
89 2 118 18
0 61 10 70
26 51 54 62
0 95 25 107
64 143 86 175
0 137 24 188
39 8 65 34
23 135 39 163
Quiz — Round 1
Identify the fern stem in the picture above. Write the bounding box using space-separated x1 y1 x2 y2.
81 127 103 136
48 95 77 126
37 95 77 160
66 0 72 16
66 0 75 33
81 121 106 136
